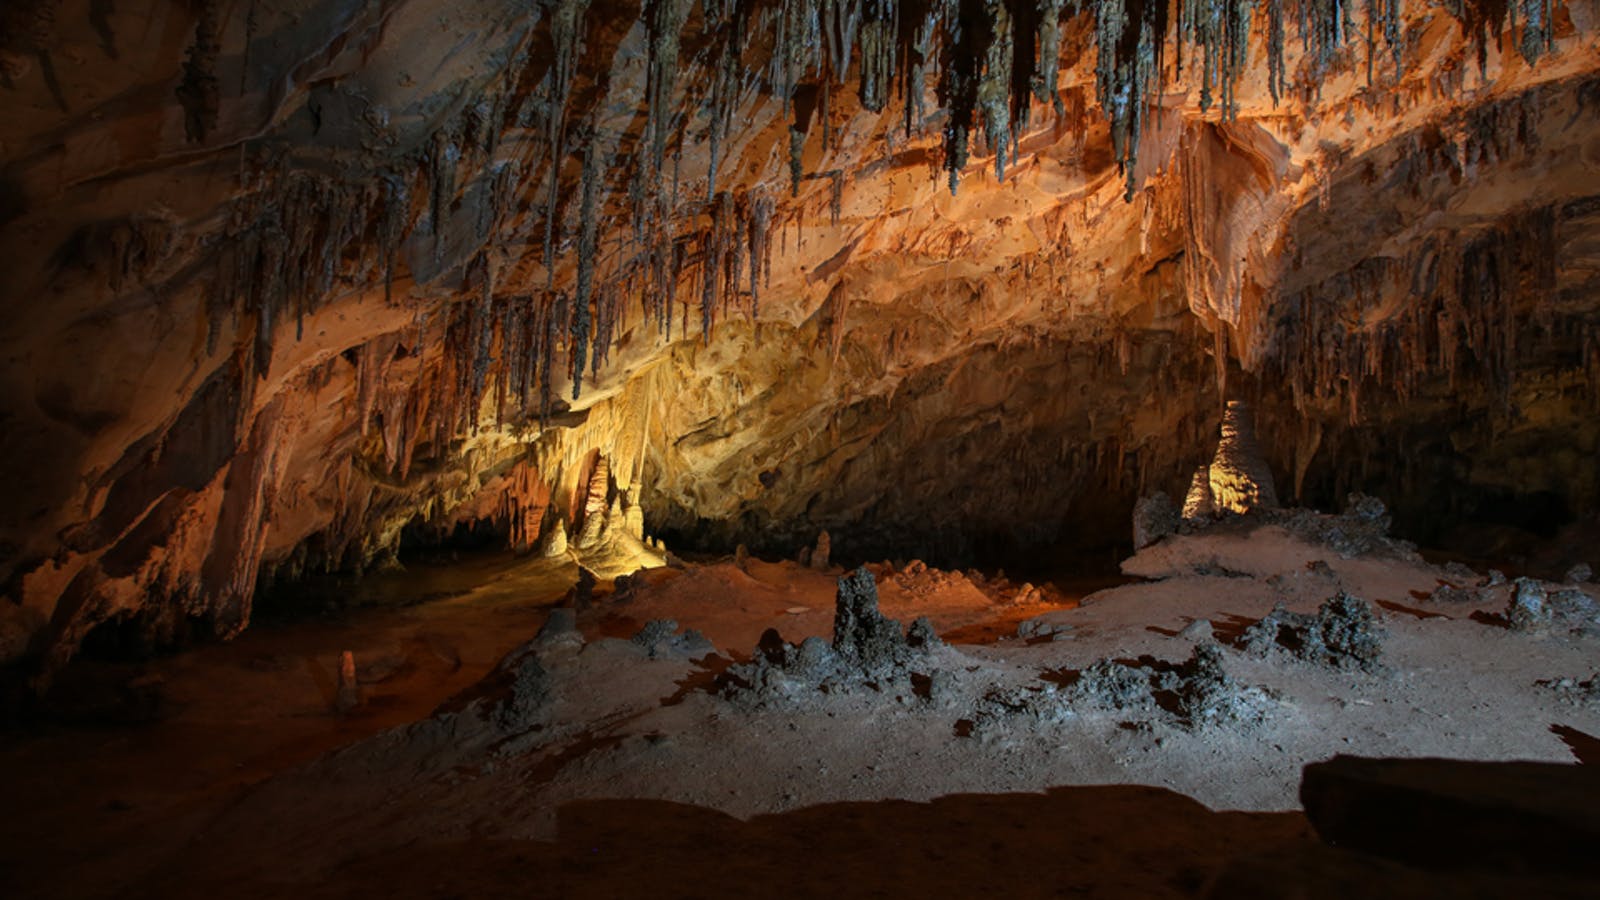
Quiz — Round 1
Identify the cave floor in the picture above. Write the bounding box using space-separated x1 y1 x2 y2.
5 527 1600 898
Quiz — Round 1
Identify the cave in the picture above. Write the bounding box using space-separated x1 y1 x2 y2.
4 0 1600 895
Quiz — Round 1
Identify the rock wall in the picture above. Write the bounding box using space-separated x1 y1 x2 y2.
2 0 1598 688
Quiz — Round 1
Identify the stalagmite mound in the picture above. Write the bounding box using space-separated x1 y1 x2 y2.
1240 592 1385 672
728 566 945 707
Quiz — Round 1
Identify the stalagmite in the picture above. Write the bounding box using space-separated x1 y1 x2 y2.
811 530 832 570
1208 401 1279 515
1182 466 1216 520
541 516 570 557
605 496 623 538
624 486 646 539
575 455 612 548
335 650 361 713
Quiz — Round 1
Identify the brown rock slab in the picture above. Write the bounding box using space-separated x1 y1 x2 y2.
1300 755 1600 876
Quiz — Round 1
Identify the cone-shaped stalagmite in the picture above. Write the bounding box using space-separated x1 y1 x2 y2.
623 486 645 539
1208 401 1279 515
541 516 570 557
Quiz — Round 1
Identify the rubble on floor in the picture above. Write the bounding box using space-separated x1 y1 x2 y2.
1239 592 1384 672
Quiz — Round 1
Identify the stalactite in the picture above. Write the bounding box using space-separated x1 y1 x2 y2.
748 194 774 318
901 0 940 136
790 124 806 196
176 0 221 143
859 0 897 112
1033 0 1067 115
541 293 562 424
471 255 496 415
938 0 996 194
645 0 690 181
1363 0 1402 87
1092 0 1165 199
572 129 600 401
1180 0 1255 120
543 0 589 286
1513 0 1556 66
1266 0 1287 105
378 174 410 304
1299 0 1350 87
1265 205 1563 422
705 0 746 198
431 132 460 262
773 0 822 116
978 0 1014 180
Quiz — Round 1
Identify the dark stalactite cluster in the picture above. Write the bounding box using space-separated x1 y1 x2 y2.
183 0 1562 444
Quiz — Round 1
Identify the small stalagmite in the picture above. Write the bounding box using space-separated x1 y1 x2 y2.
575 456 611 548
335 650 361 713
811 530 831 570
1208 401 1280 515
1182 466 1216 520
606 496 623 538
541 516 569 557
623 486 645 539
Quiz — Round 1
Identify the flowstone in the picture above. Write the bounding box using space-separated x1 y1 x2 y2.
1240 592 1384 672
726 567 943 707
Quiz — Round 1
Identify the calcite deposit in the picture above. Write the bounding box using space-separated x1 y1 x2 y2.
2 1 1598 693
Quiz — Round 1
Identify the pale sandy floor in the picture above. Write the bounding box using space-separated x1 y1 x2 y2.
4 523 1599 898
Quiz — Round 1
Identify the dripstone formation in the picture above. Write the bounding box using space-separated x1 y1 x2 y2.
728 567 943 706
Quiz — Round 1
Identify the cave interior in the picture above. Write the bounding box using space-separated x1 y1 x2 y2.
3 0 1600 896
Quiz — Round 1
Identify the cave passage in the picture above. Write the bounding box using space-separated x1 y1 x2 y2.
4 1 1600 896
